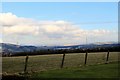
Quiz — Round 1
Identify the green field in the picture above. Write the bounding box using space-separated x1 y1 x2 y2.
2 52 119 74
31 61 119 78
2 61 119 79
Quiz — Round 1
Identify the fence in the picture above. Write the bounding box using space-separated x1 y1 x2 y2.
2 52 119 74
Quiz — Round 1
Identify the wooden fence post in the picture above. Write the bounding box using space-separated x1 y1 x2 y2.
106 50 109 64
84 51 88 65
24 55 29 74
61 53 66 68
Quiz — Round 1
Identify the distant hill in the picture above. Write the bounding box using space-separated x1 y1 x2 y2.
1 43 37 54
0 42 120 56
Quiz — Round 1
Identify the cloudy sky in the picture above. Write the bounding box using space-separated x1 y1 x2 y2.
0 2 118 46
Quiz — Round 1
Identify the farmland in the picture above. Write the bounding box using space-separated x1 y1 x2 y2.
2 52 119 74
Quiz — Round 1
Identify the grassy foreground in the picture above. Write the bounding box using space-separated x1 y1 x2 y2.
2 61 119 80
31 61 119 78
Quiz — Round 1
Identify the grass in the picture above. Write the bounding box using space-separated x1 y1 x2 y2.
2 52 119 74
30 61 119 78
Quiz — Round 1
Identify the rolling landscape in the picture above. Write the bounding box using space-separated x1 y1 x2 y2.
1 42 120 79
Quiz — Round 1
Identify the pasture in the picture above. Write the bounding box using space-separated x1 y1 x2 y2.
2 52 119 74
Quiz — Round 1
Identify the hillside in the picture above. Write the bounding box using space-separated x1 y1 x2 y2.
1 42 120 56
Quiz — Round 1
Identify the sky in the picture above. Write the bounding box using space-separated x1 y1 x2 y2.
0 2 118 46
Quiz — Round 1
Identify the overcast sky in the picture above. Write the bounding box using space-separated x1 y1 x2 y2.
0 2 118 46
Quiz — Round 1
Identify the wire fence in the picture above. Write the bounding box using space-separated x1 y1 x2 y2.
2 52 119 74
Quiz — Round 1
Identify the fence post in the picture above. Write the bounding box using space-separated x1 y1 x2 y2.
24 55 29 74
105 50 109 64
84 51 88 65
61 53 65 68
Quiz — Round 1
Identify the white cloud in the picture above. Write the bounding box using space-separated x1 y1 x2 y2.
0 39 2 43
42 25 63 33
0 13 35 26
3 25 39 35
1 13 117 45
